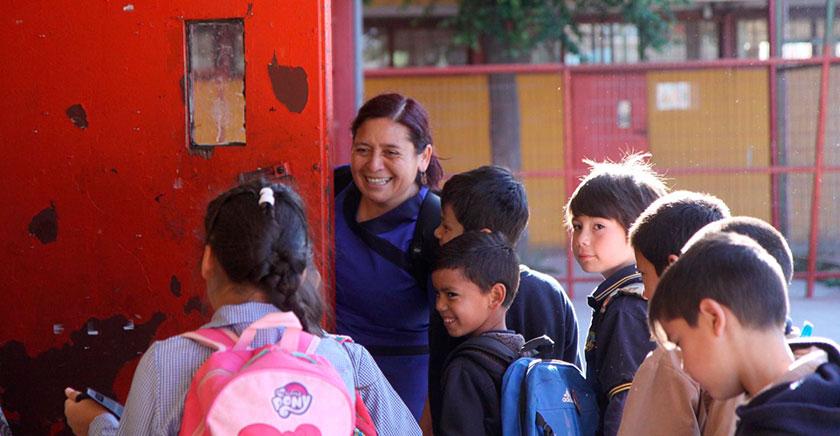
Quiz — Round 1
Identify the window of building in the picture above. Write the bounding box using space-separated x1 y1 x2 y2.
566 20 717 65
738 18 769 59
363 23 468 68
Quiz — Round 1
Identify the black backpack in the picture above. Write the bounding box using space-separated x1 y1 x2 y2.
334 165 440 288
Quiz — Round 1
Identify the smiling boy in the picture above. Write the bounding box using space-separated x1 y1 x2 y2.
564 154 667 436
433 231 523 436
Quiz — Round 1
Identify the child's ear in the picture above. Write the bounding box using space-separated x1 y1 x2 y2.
698 298 727 337
201 245 214 280
488 283 507 309
666 254 680 267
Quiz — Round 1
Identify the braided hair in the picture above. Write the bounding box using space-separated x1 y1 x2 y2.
204 180 324 334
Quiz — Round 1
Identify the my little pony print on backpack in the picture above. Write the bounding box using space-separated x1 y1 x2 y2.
501 336 599 436
179 311 355 436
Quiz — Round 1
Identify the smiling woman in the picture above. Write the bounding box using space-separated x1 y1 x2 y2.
334 93 443 420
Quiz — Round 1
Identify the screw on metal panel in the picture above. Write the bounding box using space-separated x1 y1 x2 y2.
53 324 64 335
123 4 135 12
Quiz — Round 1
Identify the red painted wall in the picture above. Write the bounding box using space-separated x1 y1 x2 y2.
0 1 331 433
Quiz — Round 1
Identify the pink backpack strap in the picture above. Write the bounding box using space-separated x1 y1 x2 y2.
231 311 321 353
181 328 238 351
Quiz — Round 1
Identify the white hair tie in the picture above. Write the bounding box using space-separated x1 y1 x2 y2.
258 187 275 207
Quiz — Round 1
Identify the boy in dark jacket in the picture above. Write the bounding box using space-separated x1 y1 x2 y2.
428 165 580 433
565 154 667 436
648 231 840 436
433 231 524 436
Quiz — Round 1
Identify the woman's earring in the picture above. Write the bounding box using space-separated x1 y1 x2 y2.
420 170 428 186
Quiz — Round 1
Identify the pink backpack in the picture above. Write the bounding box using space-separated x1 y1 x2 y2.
179 312 355 436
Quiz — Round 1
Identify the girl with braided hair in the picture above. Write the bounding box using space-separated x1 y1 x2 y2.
63 180 419 435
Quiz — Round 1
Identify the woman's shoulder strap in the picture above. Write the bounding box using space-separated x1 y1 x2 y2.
409 190 441 286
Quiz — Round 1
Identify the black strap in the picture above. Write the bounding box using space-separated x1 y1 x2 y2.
342 187 414 274
444 335 519 375
409 191 441 289
536 412 555 436
520 334 555 357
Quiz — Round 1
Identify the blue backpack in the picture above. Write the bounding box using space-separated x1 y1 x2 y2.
501 336 599 436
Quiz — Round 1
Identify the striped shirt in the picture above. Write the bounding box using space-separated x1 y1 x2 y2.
89 302 420 435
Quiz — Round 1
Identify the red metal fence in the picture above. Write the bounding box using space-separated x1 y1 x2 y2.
365 56 840 300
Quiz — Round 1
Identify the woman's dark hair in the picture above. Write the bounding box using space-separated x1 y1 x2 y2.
204 180 324 334
351 93 444 189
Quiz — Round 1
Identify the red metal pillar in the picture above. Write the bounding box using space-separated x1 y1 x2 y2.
330 0 356 166
768 0 780 230
563 66 576 298
806 0 834 298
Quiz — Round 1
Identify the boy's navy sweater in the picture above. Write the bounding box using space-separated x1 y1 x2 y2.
439 330 525 436
735 339 840 436
507 265 581 365
429 266 581 433
585 264 655 436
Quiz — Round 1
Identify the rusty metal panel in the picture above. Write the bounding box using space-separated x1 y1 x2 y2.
0 1 332 433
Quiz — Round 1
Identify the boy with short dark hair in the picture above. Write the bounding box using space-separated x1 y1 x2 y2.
433 231 524 436
564 154 667 436
648 231 840 435
693 216 794 284
618 191 732 436
428 165 581 433
436 165 580 363
688 216 799 338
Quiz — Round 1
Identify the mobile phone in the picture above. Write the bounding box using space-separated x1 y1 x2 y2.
76 388 124 420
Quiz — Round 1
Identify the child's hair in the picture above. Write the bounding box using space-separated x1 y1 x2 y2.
629 191 730 275
434 231 521 308
204 180 323 334
649 231 788 331
685 216 793 284
440 165 528 245
565 153 667 231
351 93 444 189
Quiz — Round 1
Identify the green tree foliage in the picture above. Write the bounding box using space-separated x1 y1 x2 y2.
420 0 686 61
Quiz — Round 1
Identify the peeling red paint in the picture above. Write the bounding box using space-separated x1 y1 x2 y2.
267 53 309 113
28 202 58 244
66 104 88 129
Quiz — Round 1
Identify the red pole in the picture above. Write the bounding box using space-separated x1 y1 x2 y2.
768 0 780 230
806 0 834 298
563 66 576 298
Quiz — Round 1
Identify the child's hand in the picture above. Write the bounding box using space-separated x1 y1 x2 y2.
64 387 109 435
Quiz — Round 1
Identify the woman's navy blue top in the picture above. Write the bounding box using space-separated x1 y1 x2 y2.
335 184 431 420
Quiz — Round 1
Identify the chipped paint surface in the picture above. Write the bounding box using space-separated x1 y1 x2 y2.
0 1 332 433
267 53 309 113
0 314 165 432
28 202 58 244
65 104 88 129
170 275 182 297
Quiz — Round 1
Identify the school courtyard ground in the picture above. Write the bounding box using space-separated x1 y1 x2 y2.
569 279 840 361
